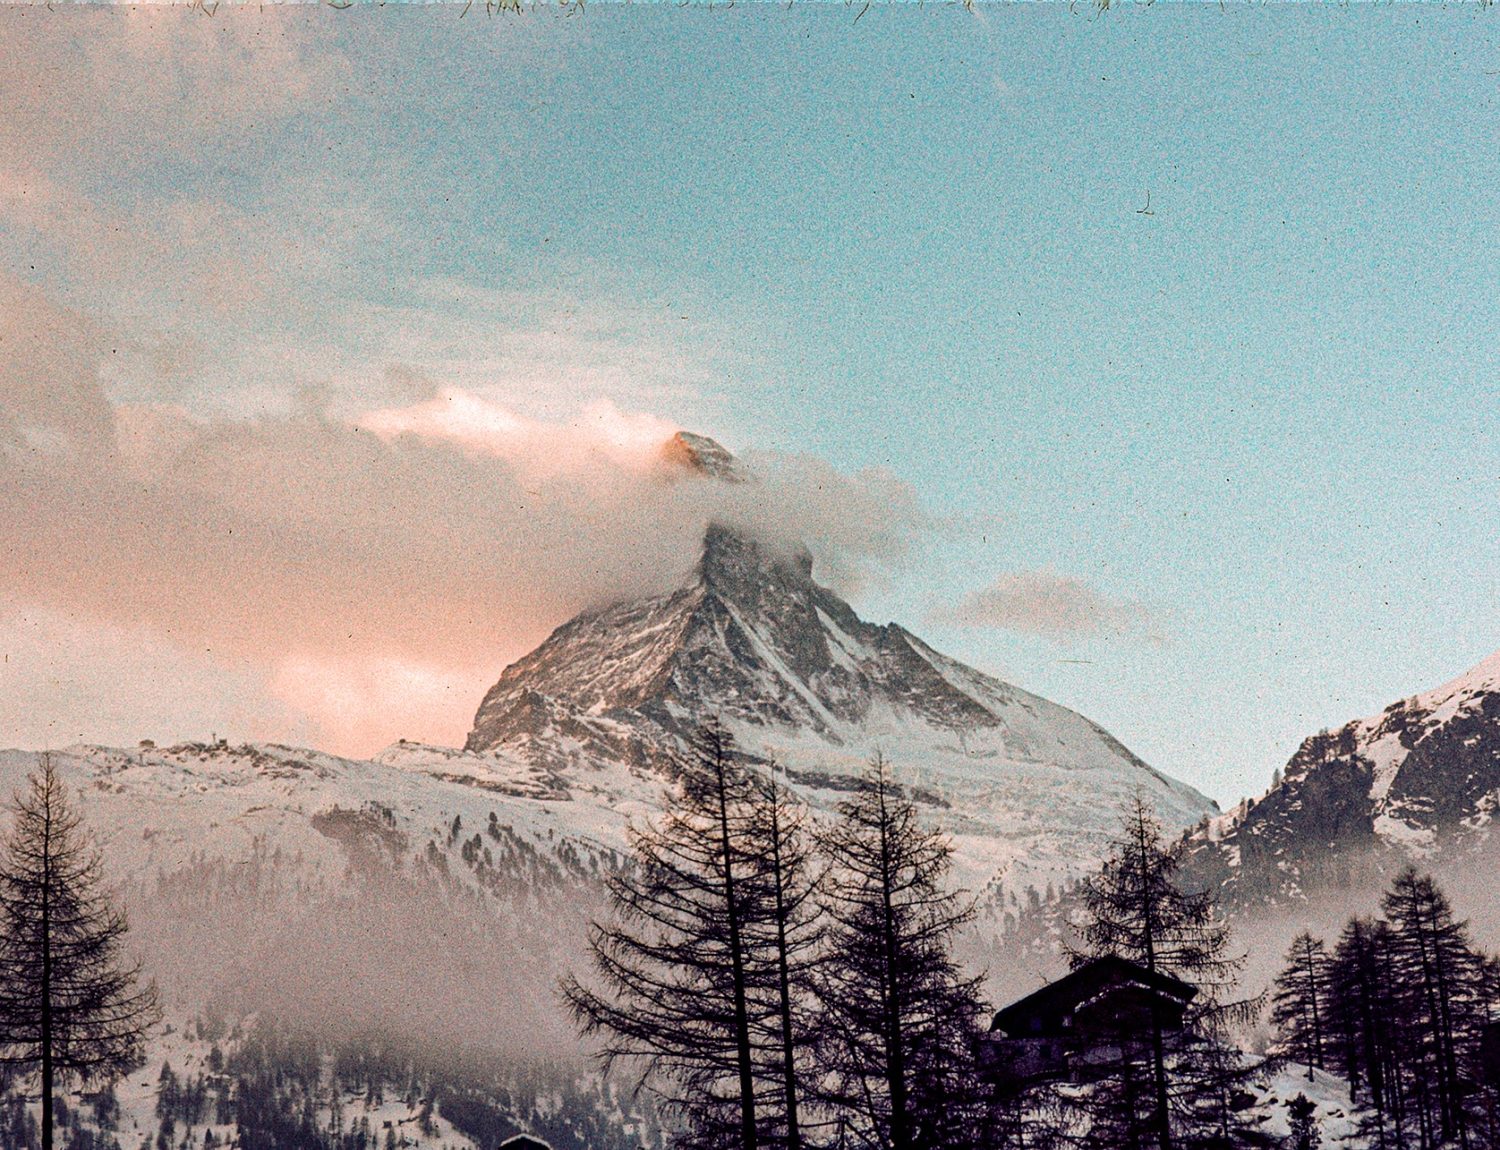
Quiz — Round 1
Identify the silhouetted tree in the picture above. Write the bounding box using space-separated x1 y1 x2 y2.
814 754 985 1150
1286 1093 1319 1150
1271 933 1331 1080
0 756 160 1150
743 770 823 1150
564 723 769 1150
1066 795 1255 1150
1326 917 1401 1146
1318 872 1500 1150
1381 868 1489 1150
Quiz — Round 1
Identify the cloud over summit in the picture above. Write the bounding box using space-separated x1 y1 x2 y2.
0 312 924 755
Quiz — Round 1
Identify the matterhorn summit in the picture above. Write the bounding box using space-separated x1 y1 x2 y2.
462 433 1216 892
659 428 744 481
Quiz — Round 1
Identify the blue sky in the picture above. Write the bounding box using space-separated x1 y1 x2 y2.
1 6 1497 804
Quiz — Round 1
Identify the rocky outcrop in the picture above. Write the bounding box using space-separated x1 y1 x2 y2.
1181 651 1500 911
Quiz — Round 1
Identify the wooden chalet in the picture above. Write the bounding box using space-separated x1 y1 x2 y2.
977 955 1198 1090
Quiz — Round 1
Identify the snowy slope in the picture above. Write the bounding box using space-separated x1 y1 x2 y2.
463 438 1216 897
0 741 656 1149
460 526 1215 897
0 741 628 886
1178 647 1500 913
0 433 1226 1146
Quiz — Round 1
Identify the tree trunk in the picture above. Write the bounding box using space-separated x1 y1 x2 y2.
40 769 54 1150
713 754 758 1150
877 784 913 1150
1307 946 1323 1077
1136 810 1172 1150
768 795 802 1150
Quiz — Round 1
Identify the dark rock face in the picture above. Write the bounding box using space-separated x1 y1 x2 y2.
1180 653 1500 912
461 435 1216 890
1390 692 1500 826
466 523 1003 762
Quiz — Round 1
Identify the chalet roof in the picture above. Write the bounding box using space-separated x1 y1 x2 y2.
989 955 1198 1035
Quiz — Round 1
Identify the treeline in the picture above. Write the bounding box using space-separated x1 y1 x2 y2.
569 729 1499 1150
563 723 985 1150
5 1010 662 1150
562 729 1274 1150
0 1085 123 1150
149 1016 660 1150
1270 869 1500 1150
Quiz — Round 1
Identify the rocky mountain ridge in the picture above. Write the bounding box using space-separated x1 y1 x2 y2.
1181 649 1500 912
462 435 1216 894
0 430 1233 1148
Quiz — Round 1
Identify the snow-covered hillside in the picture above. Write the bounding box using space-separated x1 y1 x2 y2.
0 434 1227 1148
0 740 664 1149
464 434 1215 898
0 713 1194 1150
1179 648 1500 914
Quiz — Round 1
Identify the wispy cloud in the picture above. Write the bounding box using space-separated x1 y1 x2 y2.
331 277 732 423
358 388 682 479
0 10 347 170
0 288 926 755
0 599 309 752
933 569 1164 644
0 13 925 757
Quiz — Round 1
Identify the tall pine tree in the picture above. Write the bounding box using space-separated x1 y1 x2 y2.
1066 795 1253 1150
0 755 160 1150
565 725 823 1150
1326 917 1402 1147
1381 868 1488 1150
564 722 765 1150
1270 933 1331 1080
743 770 823 1150
1317 873 1500 1150
814 754 984 1150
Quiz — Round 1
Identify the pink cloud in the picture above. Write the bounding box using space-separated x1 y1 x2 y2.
0 276 925 755
358 389 681 480
0 600 308 751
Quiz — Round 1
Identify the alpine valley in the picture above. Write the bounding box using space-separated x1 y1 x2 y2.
4 436 1497 1150
0 434 1223 1150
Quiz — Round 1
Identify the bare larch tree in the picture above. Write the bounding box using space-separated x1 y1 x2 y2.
0 754 160 1150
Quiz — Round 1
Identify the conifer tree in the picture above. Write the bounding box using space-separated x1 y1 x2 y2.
1066 795 1253 1150
1270 933 1331 1080
1380 868 1488 1150
1067 796 1240 994
563 722 765 1150
742 770 823 1150
814 754 985 1150
0 755 160 1150
1286 1093 1320 1150
1325 917 1401 1146
1319 873 1500 1150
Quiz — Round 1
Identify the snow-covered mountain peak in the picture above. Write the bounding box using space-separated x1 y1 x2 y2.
1180 646 1500 913
1391 647 1500 723
464 517 1216 892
